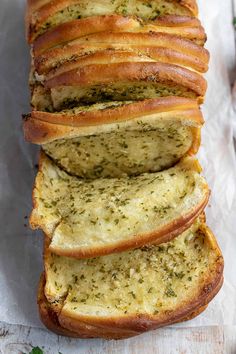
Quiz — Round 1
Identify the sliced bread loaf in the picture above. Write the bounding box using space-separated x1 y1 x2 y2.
36 62 207 111
30 153 209 258
33 33 209 80
26 0 198 42
38 222 223 339
24 97 203 178
33 15 206 56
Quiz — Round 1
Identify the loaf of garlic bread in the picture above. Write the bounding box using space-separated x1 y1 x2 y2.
24 0 224 339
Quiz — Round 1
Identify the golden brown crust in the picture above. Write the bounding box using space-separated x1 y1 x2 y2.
38 224 223 339
36 48 208 82
34 32 209 77
179 0 198 16
23 110 202 151
38 51 155 78
23 96 204 144
153 15 200 27
33 15 142 55
38 273 83 338
45 62 207 101
33 15 206 56
26 0 198 43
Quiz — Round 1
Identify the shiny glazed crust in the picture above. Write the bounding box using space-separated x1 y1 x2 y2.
34 32 209 77
26 0 199 43
33 15 206 56
23 97 204 146
38 224 223 339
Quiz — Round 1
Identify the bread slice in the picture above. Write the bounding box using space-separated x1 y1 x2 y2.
33 15 206 56
38 61 206 111
34 33 209 79
38 222 223 339
24 97 203 178
30 152 210 258
26 0 198 42
38 276 209 338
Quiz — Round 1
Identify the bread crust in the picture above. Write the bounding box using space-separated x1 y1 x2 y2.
38 225 223 339
30 152 210 259
45 62 207 101
23 97 204 146
33 15 206 56
34 32 209 76
26 0 198 43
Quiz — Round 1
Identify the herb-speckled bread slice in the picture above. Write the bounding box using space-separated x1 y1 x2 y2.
30 152 210 258
38 61 207 111
38 222 223 339
33 15 206 56
38 275 209 339
26 0 198 42
24 97 203 178
34 33 209 80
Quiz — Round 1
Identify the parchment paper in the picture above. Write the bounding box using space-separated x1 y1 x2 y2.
0 0 236 329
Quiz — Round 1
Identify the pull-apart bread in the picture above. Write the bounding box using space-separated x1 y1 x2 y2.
24 0 224 339
30 153 209 258
38 222 223 339
33 32 209 80
33 15 206 57
26 0 198 42
24 97 203 178
31 61 207 111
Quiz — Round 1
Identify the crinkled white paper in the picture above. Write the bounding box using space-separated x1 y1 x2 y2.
0 0 236 329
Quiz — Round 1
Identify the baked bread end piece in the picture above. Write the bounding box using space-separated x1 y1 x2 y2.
39 223 223 339
38 274 212 339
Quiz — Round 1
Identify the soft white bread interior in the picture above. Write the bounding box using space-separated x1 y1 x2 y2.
24 97 203 178
30 153 210 258
26 0 198 42
38 276 209 339
39 221 223 339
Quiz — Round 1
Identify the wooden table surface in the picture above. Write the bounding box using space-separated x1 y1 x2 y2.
0 322 236 354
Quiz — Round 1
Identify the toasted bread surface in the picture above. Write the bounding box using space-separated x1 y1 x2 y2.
30 153 209 258
38 277 210 339
39 223 223 339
